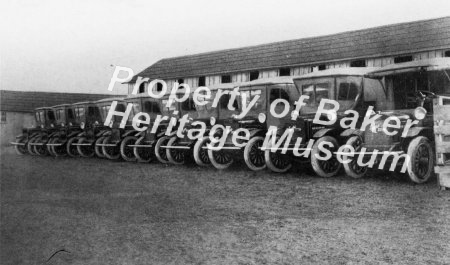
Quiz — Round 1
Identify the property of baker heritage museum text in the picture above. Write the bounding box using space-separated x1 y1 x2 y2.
11 57 450 188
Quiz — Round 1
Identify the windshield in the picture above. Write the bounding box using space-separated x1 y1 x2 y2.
35 111 45 123
98 105 111 121
161 99 177 115
429 69 450 96
238 86 264 114
295 77 333 113
75 106 85 121
55 109 65 122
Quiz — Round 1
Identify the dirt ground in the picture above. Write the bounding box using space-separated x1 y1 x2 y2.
1 147 449 265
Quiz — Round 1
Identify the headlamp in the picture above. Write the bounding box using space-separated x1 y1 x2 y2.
258 113 266 123
80 122 85 129
414 107 427 120
210 117 216 125
326 110 337 122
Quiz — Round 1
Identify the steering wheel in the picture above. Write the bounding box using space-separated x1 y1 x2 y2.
416 90 435 99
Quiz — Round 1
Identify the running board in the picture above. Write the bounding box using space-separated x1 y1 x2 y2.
72 143 94 146
95 143 118 147
334 151 405 155
160 145 190 149
46 143 64 146
10 142 26 145
127 144 153 147
202 146 242 150
260 147 311 151
28 143 45 146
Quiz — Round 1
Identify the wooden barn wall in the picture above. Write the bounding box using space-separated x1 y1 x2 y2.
129 49 449 94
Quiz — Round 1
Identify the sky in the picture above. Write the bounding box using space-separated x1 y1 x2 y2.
1 0 450 95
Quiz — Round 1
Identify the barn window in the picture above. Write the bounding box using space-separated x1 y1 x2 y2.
279 68 291 76
394 55 413 64
138 82 146 93
445 50 450 57
221 75 231 84
67 109 75 120
350 60 366 67
156 83 163 91
249 71 259 81
177 78 184 84
0 111 6 123
198 76 206 86
318 64 326 71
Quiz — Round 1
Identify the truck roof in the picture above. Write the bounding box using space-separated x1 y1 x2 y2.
293 67 380 80
368 58 450 77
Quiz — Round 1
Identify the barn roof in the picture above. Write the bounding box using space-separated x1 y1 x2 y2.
0 90 124 113
131 16 450 82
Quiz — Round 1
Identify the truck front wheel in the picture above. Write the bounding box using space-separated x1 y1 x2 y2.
406 136 434 184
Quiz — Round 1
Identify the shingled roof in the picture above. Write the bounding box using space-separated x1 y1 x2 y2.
0 90 124 113
131 16 450 82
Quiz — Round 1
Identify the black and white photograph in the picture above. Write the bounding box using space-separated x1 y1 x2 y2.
1 0 450 264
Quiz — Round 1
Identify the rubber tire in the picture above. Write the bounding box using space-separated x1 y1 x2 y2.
264 142 292 173
207 145 234 170
95 136 106 158
102 136 121 160
311 136 341 178
166 137 186 165
244 136 266 171
46 138 56 156
33 137 48 156
406 136 434 184
343 136 367 179
77 137 95 158
51 138 67 157
193 137 211 167
27 137 38 155
120 136 138 162
66 137 80 157
133 137 154 163
14 136 28 155
155 136 170 164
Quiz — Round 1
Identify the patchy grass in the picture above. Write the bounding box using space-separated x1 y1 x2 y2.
1 147 449 264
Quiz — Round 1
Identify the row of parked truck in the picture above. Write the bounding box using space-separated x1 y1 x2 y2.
12 58 450 184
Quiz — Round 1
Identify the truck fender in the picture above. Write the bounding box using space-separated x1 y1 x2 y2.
403 127 432 138
68 131 79 138
249 129 265 138
135 131 145 137
313 128 335 139
123 130 137 137
340 129 364 138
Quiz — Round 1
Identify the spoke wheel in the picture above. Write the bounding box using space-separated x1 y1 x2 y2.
208 144 233 170
264 142 292 173
66 137 80 157
193 137 211 167
27 137 38 155
77 137 95 158
102 136 121 160
34 137 48 156
133 137 154 163
155 136 170 163
52 138 67 157
343 136 367 178
406 136 434 184
166 137 186 165
14 136 28 155
120 136 138 162
244 136 266 171
94 136 106 158
311 136 341 178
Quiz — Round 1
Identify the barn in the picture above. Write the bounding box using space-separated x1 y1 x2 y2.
0 90 119 146
128 17 450 94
